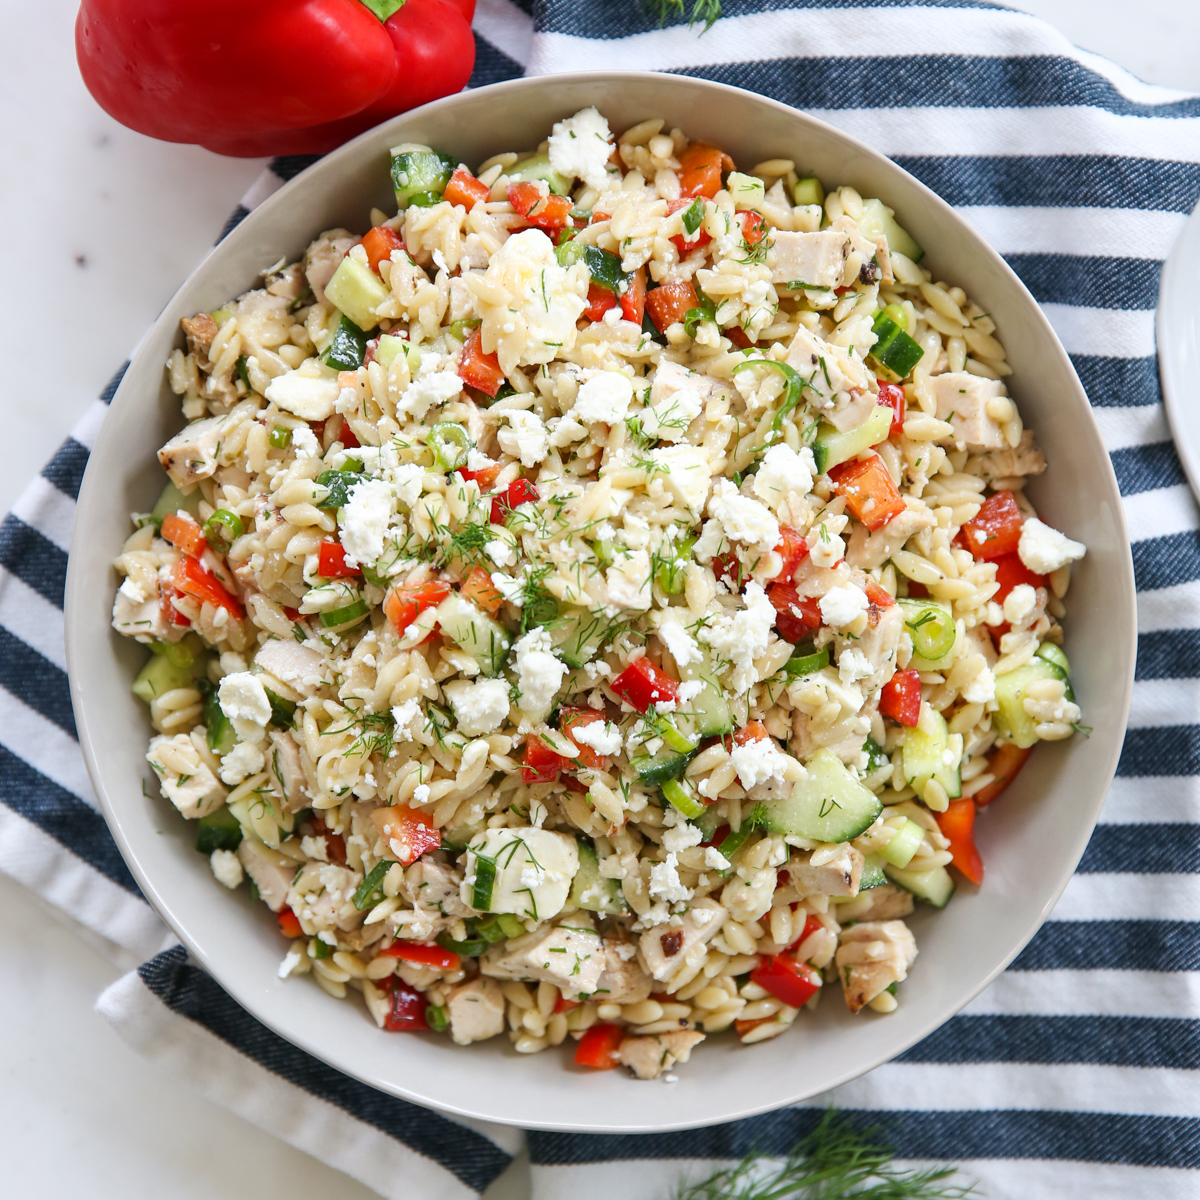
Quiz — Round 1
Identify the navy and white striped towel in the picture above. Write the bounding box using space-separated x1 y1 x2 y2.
4 1 1200 1196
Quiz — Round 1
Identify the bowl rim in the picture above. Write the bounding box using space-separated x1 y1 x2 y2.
65 69 1136 1132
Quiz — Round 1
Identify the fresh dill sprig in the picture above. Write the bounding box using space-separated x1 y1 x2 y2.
673 1111 976 1200
646 0 722 32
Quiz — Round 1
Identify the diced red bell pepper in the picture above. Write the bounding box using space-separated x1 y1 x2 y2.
726 327 755 349
862 577 896 609
787 913 825 955
750 955 822 1008
522 735 568 783
385 979 430 1032
677 142 735 199
370 805 441 866
767 582 822 643
317 541 360 578
554 995 581 1014
160 588 191 628
734 721 769 747
701 823 730 849
620 267 647 325
444 166 490 211
171 556 244 618
584 282 620 323
337 417 361 449
560 708 607 771
460 565 504 616
378 942 460 970
383 580 450 634
574 1022 625 1069
773 525 808 581
737 209 769 247
879 668 922 727
277 908 303 939
973 742 1032 807
960 490 1024 561
991 552 1047 605
610 657 681 712
667 197 714 259
645 280 700 333
828 454 906 531
360 224 404 275
490 477 540 524
936 798 984 885
876 381 906 438
459 459 502 491
507 181 573 234
161 511 207 558
458 327 506 398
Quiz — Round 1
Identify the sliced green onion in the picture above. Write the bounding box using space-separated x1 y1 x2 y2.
319 597 370 629
203 509 243 554
732 358 807 431
655 534 696 594
353 861 390 910
793 176 825 207
269 426 293 449
655 717 699 756
309 937 332 960
784 647 830 677
425 1004 449 1032
436 930 488 957
715 823 755 874
904 603 956 661
263 687 296 729
235 355 251 389
449 318 481 342
429 422 472 472
661 777 705 819
879 818 925 869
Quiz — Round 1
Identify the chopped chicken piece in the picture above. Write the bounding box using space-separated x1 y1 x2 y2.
157 413 234 489
618 1030 705 1080
146 733 225 819
975 429 1046 480
771 230 850 292
402 859 471 919
305 228 357 305
265 730 307 811
845 502 936 571
181 312 218 359
237 835 295 913
836 919 918 1013
446 978 506 1045
481 925 605 995
833 884 915 923
254 639 328 697
788 844 864 898
593 938 653 1005
930 373 1008 450
638 898 727 982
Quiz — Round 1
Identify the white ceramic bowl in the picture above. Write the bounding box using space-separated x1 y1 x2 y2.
66 72 1135 1132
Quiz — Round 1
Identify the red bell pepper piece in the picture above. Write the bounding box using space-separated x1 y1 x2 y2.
668 197 714 259
459 459 502 491
317 541 360 578
460 565 504 616
161 511 207 558
862 577 896 609
879 668 922 727
773 525 808 581
788 913 825 955
584 282 620 323
171 556 244 618
734 721 769 746
750 956 821 1008
610 658 681 712
305 815 347 866
383 580 449 634
960 490 1024 561
76 0 476 158
973 742 1032 807
360 225 404 275
336 417 361 449
554 995 581 1014
458 328 506 398
645 280 700 333
560 708 607 771
574 1023 625 1069
677 142 735 199
991 552 1047 605
277 908 303 939
726 327 755 349
370 805 441 866
385 979 430 1032
936 798 984 885
828 454 906 531
737 209 769 247
444 166 490 211
767 582 822 643
490 478 539 525
160 588 191 628
620 267 648 325
876 381 906 438
507 182 573 234
522 736 568 783
378 942 460 970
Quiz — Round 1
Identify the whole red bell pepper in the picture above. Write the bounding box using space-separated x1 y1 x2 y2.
75 0 477 158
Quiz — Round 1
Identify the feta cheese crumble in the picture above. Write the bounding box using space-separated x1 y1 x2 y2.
443 677 512 737
707 479 781 550
339 478 393 566
513 628 569 716
547 106 614 190
1018 517 1086 576
574 370 634 425
819 584 869 629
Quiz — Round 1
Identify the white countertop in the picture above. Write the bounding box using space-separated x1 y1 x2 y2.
1 1 1195 1196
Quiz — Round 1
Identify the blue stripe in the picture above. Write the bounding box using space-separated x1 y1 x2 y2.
1118 726 1200 777
675 56 1200 119
0 743 138 894
138 948 512 1192
529 1108 1200 1169
1131 530 1200 592
1012 920 1200 971
1004 253 1162 312
1078 824 1200 873
1072 354 1160 408
0 628 75 738
469 31 526 88
899 1014 1199 1067
1111 441 1187 497
101 362 128 405
894 154 1200 214
0 514 67 609
41 438 89 503
270 156 321 183
217 205 251 243
1137 629 1200 680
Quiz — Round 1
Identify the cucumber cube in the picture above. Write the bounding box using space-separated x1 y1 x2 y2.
323 256 389 332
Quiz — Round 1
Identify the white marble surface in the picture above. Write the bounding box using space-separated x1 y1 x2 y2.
0 0 1196 1196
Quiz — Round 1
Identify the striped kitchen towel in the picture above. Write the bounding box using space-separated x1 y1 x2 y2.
4 1 1200 1197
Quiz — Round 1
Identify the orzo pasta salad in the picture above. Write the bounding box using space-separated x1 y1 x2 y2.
115 108 1087 1078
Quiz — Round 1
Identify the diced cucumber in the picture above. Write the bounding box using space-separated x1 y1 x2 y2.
994 657 1068 749
761 748 883 842
878 818 925 869
434 594 511 676
263 687 297 729
375 334 417 372
202 682 236 754
870 313 925 382
676 671 733 741
320 313 369 371
555 241 626 292
150 480 202 525
195 807 242 854
656 534 696 594
323 256 389 331
132 642 207 704
507 152 572 196
726 171 766 213
661 777 705 819
570 838 627 916
391 148 457 208
857 198 924 264
812 404 893 474
901 704 962 801
793 176 825 207
1035 642 1075 699
859 853 887 890
898 598 956 671
885 862 955 907
551 605 610 669
633 741 695 786
228 791 294 850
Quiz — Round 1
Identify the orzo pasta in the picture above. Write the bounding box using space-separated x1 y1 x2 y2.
114 108 1087 1078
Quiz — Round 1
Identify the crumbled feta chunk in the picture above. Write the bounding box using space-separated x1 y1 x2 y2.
677 679 705 704
390 462 424 508
819 584 869 629
291 424 321 460
218 672 272 744
1018 517 1086 576
219 740 265 786
498 409 550 467
391 698 425 743
547 106 614 190
962 664 996 705
648 444 714 515
265 370 340 421
485 538 516 568
700 580 777 692
657 617 702 669
704 846 731 871
339 478 393 566
730 736 790 789
752 443 816 509
605 549 652 613
808 528 845 569
574 370 634 425
707 479 780 550
443 677 512 737
210 848 244 889
649 852 691 903
570 720 624 757
837 647 875 686
1003 582 1038 626
397 368 463 421
514 628 568 716
661 807 704 854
